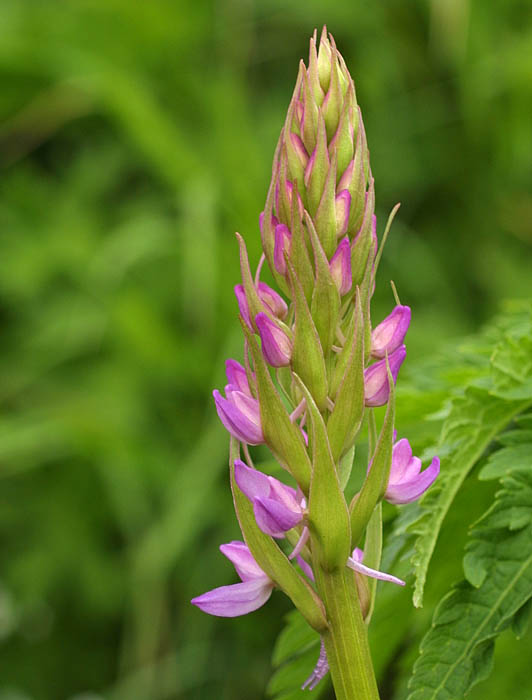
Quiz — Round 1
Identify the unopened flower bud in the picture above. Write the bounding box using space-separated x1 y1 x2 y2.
364 345 406 407
213 388 264 444
257 282 288 320
371 305 411 359
329 237 352 296
290 133 310 169
234 282 288 329
335 190 351 236
255 312 293 367
273 224 292 275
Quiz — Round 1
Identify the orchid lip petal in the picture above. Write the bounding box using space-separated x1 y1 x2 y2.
191 578 273 617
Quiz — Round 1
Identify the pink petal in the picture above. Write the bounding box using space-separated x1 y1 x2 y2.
191 578 273 617
385 457 440 505
234 460 271 501
253 497 303 538
219 541 266 581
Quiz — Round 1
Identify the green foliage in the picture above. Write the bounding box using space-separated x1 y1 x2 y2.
401 303 532 608
407 424 532 699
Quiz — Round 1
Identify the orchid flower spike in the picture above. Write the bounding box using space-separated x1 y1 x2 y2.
191 541 274 617
385 437 440 504
234 460 305 538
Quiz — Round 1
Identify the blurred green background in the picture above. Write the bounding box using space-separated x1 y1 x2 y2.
0 1 530 698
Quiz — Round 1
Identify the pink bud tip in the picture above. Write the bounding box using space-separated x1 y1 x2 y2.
273 224 292 275
255 312 292 367
329 236 352 295
364 345 406 407
371 306 411 359
335 190 351 236
257 282 288 320
290 133 309 168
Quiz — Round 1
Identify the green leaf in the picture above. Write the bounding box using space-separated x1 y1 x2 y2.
490 306 532 400
410 387 529 607
407 469 532 700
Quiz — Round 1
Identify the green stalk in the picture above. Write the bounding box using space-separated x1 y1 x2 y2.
314 564 380 700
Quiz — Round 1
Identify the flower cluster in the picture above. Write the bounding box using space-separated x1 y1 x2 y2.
191 28 439 693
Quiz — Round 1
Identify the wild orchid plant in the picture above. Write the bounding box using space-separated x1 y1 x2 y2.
192 28 439 699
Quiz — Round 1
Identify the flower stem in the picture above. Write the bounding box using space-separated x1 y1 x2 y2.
314 565 380 700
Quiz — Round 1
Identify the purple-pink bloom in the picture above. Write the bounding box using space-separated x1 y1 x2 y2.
329 236 352 296
273 224 292 275
255 312 293 367
364 345 406 407
213 387 264 444
385 438 440 505
371 305 411 359
191 541 274 617
234 460 304 538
